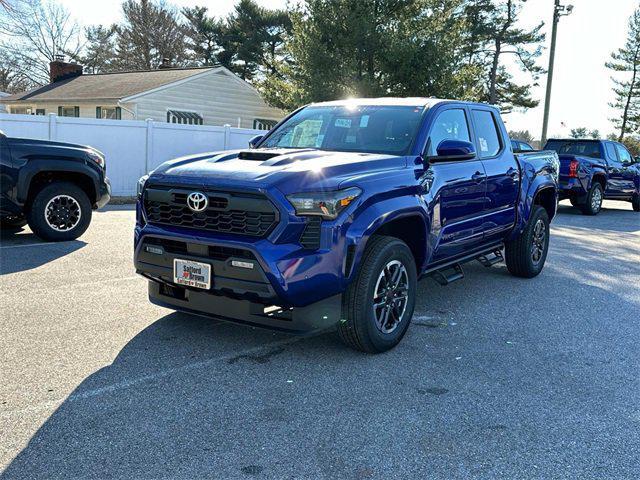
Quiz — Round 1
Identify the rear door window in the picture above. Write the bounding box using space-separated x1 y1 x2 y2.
471 110 501 158
615 144 633 164
604 143 618 162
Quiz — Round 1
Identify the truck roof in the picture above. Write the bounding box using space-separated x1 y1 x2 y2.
309 97 494 109
546 138 603 142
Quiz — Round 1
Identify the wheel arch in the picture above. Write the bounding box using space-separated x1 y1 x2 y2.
533 186 557 220
19 161 100 208
345 196 429 278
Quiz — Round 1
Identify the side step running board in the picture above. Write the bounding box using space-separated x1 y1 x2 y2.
431 264 464 286
477 250 504 267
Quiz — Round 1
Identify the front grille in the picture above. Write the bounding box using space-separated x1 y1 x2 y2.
144 187 278 238
299 218 322 250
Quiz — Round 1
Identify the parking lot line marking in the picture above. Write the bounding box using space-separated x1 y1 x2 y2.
0 242 58 249
0 335 307 419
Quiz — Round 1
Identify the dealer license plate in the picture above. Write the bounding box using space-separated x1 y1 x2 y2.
173 259 211 290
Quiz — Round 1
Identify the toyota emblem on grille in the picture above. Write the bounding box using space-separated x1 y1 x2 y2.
187 192 208 212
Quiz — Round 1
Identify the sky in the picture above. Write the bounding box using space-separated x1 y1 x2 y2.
57 0 637 139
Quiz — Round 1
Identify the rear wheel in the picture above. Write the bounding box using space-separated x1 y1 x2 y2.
505 206 550 278
27 182 92 241
338 235 417 353
580 182 603 215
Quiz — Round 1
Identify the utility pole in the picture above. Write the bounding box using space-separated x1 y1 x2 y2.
541 0 574 145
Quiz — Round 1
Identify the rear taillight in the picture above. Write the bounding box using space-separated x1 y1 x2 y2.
568 160 579 178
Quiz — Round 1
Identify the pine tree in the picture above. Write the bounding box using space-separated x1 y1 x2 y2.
463 0 545 112
606 7 640 140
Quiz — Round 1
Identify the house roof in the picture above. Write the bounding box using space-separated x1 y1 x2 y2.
0 67 218 103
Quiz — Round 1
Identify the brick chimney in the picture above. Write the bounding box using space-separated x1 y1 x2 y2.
49 55 83 83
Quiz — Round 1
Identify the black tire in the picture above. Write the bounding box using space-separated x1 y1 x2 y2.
580 182 603 215
569 196 581 208
632 195 640 212
505 206 550 278
27 182 92 241
1 216 28 232
338 235 417 353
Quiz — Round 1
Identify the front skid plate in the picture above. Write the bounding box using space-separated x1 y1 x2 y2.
148 280 342 335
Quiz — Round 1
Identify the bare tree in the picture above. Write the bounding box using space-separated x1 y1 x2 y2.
0 0 82 85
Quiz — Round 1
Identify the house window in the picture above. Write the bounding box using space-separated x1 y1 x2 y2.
253 119 278 130
11 107 33 115
58 106 79 117
35 109 46 115
167 110 203 125
96 106 121 120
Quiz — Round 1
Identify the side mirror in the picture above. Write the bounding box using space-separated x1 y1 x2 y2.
622 160 632 167
249 135 263 149
430 139 476 162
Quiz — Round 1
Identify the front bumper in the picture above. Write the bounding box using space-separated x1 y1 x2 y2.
95 176 111 209
147 280 342 334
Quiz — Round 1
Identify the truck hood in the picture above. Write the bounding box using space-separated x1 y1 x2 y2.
7 137 94 153
150 148 408 193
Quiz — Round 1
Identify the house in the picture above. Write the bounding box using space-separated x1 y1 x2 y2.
0 58 283 129
0 92 8 112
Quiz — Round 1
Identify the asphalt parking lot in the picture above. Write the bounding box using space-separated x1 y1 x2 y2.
1 200 639 479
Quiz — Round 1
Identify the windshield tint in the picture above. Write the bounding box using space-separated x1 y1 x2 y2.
545 140 601 158
259 105 424 155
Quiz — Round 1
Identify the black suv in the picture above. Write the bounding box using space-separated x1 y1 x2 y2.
0 130 110 241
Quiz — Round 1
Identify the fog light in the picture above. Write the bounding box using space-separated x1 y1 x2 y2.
145 245 164 255
231 260 254 269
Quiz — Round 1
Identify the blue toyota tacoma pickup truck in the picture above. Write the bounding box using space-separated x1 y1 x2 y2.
135 98 559 353
544 138 640 214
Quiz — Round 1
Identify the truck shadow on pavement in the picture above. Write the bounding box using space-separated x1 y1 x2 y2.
555 203 640 233
3 264 639 478
0 236 86 275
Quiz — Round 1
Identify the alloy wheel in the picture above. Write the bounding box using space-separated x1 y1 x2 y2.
531 219 546 265
372 260 410 334
591 187 602 212
45 195 82 232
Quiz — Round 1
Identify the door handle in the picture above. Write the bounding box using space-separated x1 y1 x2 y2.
507 167 519 179
471 171 486 183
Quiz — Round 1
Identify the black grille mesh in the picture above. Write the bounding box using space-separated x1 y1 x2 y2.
300 218 322 250
144 190 278 237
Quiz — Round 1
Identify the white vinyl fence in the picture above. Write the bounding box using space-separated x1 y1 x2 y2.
0 113 265 196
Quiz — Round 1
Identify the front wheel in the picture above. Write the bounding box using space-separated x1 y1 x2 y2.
27 182 92 241
338 235 417 353
580 183 603 215
505 206 550 278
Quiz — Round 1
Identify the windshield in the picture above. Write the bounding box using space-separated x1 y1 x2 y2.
545 140 602 158
259 105 424 155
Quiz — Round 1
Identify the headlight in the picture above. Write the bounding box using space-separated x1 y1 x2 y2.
286 187 361 219
137 174 149 198
87 150 105 169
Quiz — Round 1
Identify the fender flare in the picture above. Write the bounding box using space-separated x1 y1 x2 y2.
17 159 101 205
589 169 607 190
343 195 429 278
510 177 558 240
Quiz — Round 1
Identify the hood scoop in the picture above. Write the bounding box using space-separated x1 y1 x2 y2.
237 150 282 161
237 148 317 162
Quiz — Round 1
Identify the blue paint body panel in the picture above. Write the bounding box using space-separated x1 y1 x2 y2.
134 99 559 332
